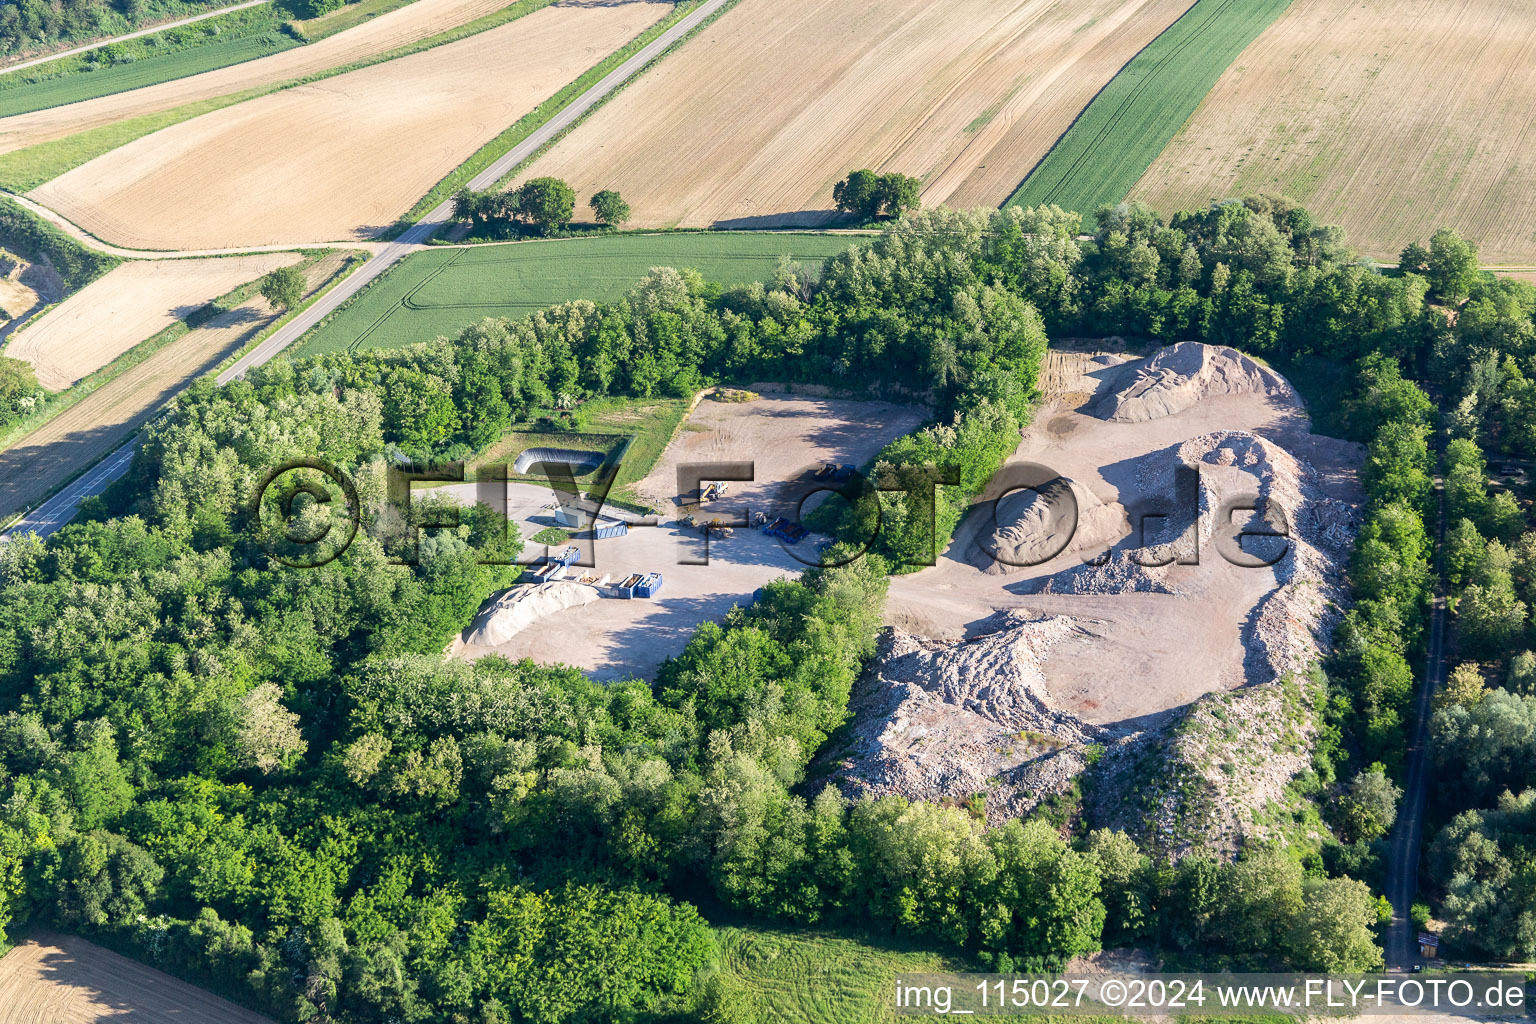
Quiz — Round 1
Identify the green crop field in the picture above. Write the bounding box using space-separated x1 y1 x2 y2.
0 0 423 117
294 231 861 357
1006 0 1292 221
0 31 297 117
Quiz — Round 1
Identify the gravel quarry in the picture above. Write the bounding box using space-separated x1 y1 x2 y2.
821 342 1364 838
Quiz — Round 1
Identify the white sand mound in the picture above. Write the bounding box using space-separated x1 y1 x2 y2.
819 613 1105 822
461 582 597 647
1090 342 1295 423
973 477 1128 575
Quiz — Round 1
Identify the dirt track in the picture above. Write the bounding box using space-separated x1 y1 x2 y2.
0 0 521 156
0 931 273 1024
4 253 300 390
1130 0 1536 262
514 0 1191 228
32 0 669 249
0 253 351 520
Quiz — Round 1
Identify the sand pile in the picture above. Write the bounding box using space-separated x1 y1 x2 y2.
971 476 1128 575
818 612 1105 822
461 582 597 647
1090 342 1294 423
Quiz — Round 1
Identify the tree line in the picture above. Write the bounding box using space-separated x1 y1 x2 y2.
452 178 629 237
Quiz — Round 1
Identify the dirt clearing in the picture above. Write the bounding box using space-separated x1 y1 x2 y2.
0 931 272 1024
820 343 1362 841
514 0 1194 228
883 343 1361 727
0 253 352 521
32 0 668 249
0 0 526 157
1129 0 1536 262
4 253 300 390
449 393 927 680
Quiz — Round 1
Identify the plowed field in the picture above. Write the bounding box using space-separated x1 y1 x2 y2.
1130 0 1536 262
0 0 521 156
514 0 1195 228
5 252 300 390
0 932 273 1024
30 0 669 249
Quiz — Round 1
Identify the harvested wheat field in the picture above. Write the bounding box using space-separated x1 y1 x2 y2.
0 0 524 157
31 0 669 249
1129 0 1536 262
0 253 353 520
4 253 301 390
515 0 1194 228
0 931 273 1024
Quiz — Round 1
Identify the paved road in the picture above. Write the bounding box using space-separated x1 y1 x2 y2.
1384 447 1448 968
218 0 728 383
2 0 728 541
0 0 270 75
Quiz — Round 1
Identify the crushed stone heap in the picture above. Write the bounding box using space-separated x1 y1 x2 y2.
1090 341 1295 423
818 611 1105 823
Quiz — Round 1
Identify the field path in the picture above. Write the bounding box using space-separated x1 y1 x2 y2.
1384 440 1448 968
2 0 731 538
0 0 270 75
0 931 274 1023
0 254 349 523
0 0 519 156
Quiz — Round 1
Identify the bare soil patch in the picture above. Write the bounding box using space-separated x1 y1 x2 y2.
449 393 927 680
514 0 1193 228
31 0 668 249
0 0 524 157
4 252 300 390
1130 0 1536 262
0 931 273 1024
0 253 350 520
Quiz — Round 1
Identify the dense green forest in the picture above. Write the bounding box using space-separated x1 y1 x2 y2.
0 198 1523 1020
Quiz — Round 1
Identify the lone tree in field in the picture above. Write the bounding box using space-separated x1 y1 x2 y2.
1426 227 1480 304
258 265 305 310
833 169 922 221
590 189 630 226
512 176 576 233
833 168 881 219
876 172 921 218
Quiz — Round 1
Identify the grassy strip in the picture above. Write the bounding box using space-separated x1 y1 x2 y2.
293 231 858 357
0 0 557 191
0 249 333 454
1006 0 1292 220
206 248 366 376
390 0 714 231
713 924 973 1024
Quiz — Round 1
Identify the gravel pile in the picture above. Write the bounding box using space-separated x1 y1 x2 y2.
970 476 1129 576
1090 342 1295 423
458 582 598 647
818 612 1106 823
